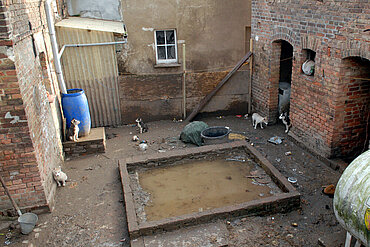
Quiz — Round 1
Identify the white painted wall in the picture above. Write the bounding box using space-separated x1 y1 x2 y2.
66 0 122 21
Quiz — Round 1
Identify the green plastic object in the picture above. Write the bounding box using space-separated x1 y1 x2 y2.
180 121 209 146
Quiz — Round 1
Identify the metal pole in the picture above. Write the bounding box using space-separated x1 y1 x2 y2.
182 43 186 119
248 38 253 114
45 0 67 94
58 41 127 58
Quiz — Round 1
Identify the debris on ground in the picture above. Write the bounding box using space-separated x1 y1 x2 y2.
139 141 148 151
179 121 208 146
226 158 246 162
68 182 78 189
322 184 335 197
287 177 297 184
268 136 284 145
228 133 247 140
105 133 118 140
172 118 183 122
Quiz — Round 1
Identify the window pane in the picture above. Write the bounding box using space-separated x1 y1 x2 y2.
166 30 175 44
167 45 176 59
156 31 165 45
157 46 166 59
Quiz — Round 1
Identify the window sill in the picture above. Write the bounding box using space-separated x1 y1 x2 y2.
154 63 182 68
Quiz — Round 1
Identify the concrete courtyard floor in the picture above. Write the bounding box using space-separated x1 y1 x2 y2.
1 115 347 246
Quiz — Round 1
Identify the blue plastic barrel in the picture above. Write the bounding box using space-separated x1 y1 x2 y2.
61 89 91 137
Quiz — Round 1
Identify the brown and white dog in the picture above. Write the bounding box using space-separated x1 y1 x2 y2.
67 118 81 142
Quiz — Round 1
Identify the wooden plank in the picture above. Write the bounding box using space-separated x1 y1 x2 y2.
185 51 252 122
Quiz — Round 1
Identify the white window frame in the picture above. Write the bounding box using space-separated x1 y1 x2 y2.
154 29 178 64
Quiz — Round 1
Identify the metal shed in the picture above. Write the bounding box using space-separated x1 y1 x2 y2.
55 17 125 127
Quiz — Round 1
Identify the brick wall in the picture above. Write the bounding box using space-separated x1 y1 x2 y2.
333 57 370 158
0 0 63 213
251 0 370 159
119 70 250 123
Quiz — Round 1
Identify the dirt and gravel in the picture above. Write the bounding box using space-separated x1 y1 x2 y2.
0 115 346 246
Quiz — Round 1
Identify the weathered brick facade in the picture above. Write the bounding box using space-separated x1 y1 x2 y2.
0 0 63 213
119 71 250 122
119 0 252 123
251 0 369 159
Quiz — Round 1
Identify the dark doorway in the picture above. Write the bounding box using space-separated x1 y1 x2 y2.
279 41 293 84
337 57 370 161
278 41 293 114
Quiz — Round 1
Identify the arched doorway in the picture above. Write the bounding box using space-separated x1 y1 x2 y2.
336 57 370 161
271 40 293 121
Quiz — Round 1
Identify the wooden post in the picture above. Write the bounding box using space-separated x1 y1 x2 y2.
248 38 253 114
182 44 186 119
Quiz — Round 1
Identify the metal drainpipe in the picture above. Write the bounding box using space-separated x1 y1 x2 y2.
58 41 127 59
45 1 128 93
45 0 67 94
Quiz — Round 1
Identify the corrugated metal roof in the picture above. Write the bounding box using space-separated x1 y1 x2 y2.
55 17 125 34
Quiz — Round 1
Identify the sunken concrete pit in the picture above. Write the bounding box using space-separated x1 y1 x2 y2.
119 141 300 240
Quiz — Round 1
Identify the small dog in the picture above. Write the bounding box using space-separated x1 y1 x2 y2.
279 112 291 133
252 113 268 129
66 118 80 142
52 166 68 187
135 118 148 134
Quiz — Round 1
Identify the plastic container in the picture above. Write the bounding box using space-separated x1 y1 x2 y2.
302 60 315 75
18 212 38 234
278 82 291 113
61 89 91 137
333 150 370 246
201 126 230 145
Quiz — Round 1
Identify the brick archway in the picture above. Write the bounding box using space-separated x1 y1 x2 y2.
267 39 294 123
341 40 370 61
332 56 370 160
271 27 300 48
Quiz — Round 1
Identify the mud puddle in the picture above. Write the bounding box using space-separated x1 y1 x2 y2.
138 159 281 221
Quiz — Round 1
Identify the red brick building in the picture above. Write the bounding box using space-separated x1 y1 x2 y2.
0 0 64 213
251 0 369 159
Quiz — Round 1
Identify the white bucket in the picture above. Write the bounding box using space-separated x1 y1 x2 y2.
18 213 38 234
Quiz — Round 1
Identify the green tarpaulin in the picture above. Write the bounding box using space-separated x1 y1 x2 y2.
180 121 208 146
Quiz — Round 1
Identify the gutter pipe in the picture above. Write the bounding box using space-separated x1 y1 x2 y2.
45 0 67 94
45 0 127 94
58 41 127 59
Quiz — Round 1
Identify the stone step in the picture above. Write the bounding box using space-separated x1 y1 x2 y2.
63 127 106 158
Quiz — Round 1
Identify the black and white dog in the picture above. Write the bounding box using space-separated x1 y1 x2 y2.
66 118 81 142
135 118 148 134
279 112 291 133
